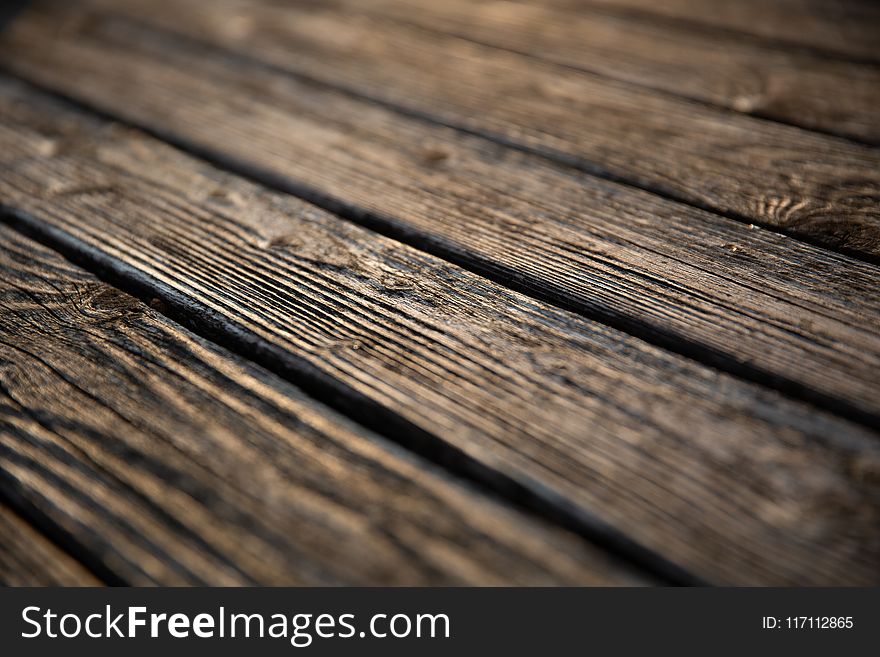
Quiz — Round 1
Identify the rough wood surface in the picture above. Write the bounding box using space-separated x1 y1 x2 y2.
0 505 101 586
337 0 880 142
0 226 638 587
1 81 878 586
541 0 880 63
2 15 880 426
18 0 879 257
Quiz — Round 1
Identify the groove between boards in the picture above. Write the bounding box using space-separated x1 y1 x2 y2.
572 1 880 69
0 205 700 586
375 13 880 149
0 469 123 585
3 70 878 433
0 2 874 591
92 12 880 267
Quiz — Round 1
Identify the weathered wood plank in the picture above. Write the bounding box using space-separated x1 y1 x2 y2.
0 505 101 586
334 0 880 142
0 227 638 586
1 16 879 426
540 0 880 63
1 81 877 585
25 0 880 257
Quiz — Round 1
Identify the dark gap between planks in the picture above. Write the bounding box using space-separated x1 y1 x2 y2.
85 9 880 266
345 10 880 148
3 70 877 434
0 4 876 583
0 501 103 585
0 205 700 586
564 1 880 68
0 465 126 585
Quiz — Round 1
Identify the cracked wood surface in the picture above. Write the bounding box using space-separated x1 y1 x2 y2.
324 0 880 143
18 0 880 257
1 80 879 585
1 0 879 587
0 225 637 586
1 7 879 425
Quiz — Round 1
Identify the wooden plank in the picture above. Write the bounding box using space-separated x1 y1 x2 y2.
27 0 880 257
1 80 878 586
1 15 880 428
0 227 639 587
0 505 101 586
539 0 880 63
334 0 880 143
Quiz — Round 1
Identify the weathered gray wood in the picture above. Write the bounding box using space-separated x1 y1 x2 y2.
334 0 880 142
0 226 638 586
540 0 880 63
1 16 879 426
1 80 877 585
20 0 880 257
0 505 101 586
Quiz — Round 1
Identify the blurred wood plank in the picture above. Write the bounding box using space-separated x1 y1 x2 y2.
341 0 880 142
0 505 101 586
23 0 880 257
2 13 880 426
1 80 878 585
540 0 880 62
0 226 637 587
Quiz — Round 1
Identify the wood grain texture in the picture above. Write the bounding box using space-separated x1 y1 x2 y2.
0 505 101 586
1 15 879 426
540 0 880 63
0 227 638 587
1 81 878 585
23 0 880 257
337 0 880 142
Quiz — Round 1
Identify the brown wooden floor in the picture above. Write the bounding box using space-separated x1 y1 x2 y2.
0 0 878 586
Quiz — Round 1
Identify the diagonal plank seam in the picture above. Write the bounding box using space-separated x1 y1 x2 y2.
346 9 880 148
560 1 880 68
0 502 103 586
0 340 263 585
86 10 880 267
0 442 125 585
0 205 702 586
3 71 878 433
24 9 880 265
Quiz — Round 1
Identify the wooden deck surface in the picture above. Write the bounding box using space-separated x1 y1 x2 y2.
0 0 878 586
